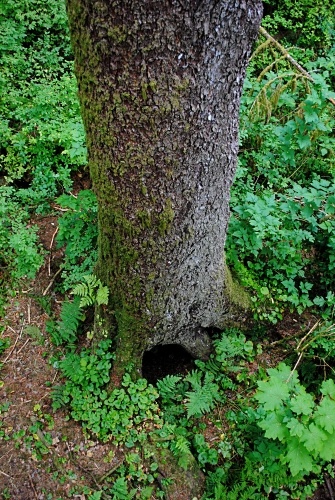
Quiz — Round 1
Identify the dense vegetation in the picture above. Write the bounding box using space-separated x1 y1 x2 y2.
1 0 335 498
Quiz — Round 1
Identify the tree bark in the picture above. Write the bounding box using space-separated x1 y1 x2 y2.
66 0 263 379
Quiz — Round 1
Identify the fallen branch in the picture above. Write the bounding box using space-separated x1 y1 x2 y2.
259 26 335 107
3 329 22 363
48 226 59 276
42 268 61 296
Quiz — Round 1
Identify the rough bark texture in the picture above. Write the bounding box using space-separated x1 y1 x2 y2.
66 0 263 377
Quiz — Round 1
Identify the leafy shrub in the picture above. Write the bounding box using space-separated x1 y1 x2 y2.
56 190 98 290
0 0 86 205
0 187 44 282
227 177 335 321
255 363 335 476
262 0 335 53
227 46 335 322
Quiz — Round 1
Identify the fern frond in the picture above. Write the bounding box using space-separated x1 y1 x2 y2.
170 436 192 470
55 296 84 346
185 372 220 418
73 274 109 307
73 281 93 307
96 285 109 305
51 384 69 410
157 374 182 401
185 369 202 390
204 358 222 375
174 435 190 455
58 352 86 385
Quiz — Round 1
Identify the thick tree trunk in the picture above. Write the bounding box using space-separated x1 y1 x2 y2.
66 0 262 378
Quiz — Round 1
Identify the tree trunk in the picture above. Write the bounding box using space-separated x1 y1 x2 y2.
66 0 263 379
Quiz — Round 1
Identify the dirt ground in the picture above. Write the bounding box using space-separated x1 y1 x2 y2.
1 210 334 499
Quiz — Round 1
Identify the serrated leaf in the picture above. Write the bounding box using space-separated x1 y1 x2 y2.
255 378 290 411
314 397 335 433
290 391 314 415
301 423 328 454
258 410 290 442
284 437 314 476
286 418 305 438
321 379 335 399
319 430 335 461
297 134 311 149
267 363 299 387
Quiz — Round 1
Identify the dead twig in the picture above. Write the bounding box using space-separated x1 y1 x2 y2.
43 268 62 296
98 459 125 483
48 226 59 276
27 300 31 324
3 333 20 363
0 469 11 478
28 473 38 499
16 338 30 356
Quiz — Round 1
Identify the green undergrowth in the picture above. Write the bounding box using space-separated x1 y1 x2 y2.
2 0 335 498
0 0 88 309
55 190 98 291
48 281 335 499
226 22 335 323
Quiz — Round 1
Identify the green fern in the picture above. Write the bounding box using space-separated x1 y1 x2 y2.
49 296 83 346
51 384 69 410
226 483 263 500
184 370 220 418
170 435 192 470
196 357 221 375
95 285 109 306
73 274 109 307
174 435 190 455
58 295 83 345
156 374 182 402
59 352 80 382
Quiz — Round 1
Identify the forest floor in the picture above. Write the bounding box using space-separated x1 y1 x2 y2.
0 210 334 499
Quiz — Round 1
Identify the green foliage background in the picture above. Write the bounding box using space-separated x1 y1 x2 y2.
1 0 335 498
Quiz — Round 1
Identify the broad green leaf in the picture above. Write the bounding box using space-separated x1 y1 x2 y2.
319 430 335 461
321 379 335 399
256 378 290 410
284 437 314 477
286 418 305 438
301 423 328 454
255 364 295 410
258 410 290 442
314 397 335 433
267 363 299 387
297 134 311 149
290 391 314 415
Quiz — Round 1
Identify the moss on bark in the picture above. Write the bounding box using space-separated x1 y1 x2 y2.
66 0 263 381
